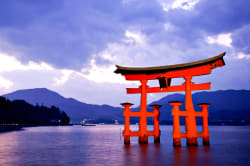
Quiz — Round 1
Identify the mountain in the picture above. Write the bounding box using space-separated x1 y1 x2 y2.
0 96 70 125
3 88 250 124
3 88 123 123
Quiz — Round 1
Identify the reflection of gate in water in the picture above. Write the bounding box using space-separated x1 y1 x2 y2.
115 52 226 146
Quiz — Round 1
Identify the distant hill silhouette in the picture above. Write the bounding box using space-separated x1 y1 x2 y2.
3 88 250 124
3 88 123 123
0 96 70 125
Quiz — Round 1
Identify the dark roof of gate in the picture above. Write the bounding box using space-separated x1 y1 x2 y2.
114 52 225 75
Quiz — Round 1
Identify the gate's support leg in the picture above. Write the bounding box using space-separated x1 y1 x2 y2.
169 101 183 147
151 104 161 144
198 103 211 146
121 103 133 144
124 136 130 144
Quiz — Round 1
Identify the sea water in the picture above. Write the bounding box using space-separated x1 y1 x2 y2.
0 125 249 166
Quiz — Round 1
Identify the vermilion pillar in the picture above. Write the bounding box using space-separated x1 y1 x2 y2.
151 104 161 143
184 76 198 146
198 103 210 145
139 80 148 144
169 101 183 147
121 103 133 144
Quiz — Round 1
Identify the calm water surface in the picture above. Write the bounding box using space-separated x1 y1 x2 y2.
0 125 249 166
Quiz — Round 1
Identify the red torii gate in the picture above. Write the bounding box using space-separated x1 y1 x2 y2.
115 52 226 146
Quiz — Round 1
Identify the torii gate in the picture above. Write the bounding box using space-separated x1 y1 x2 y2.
115 52 225 146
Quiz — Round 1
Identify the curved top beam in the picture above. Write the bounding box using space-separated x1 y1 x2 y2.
114 52 225 75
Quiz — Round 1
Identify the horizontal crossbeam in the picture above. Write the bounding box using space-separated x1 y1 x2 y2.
126 82 211 94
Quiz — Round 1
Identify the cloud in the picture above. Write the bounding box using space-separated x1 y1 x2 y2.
232 24 250 54
165 0 250 34
158 0 199 12
0 0 164 69
1 0 250 69
236 52 250 60
53 69 74 86
80 59 128 84
1 0 249 70
0 76 13 90
0 53 54 72
0 53 77 91
206 33 232 47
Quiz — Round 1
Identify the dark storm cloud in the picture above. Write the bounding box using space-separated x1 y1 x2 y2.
166 0 250 35
0 0 123 68
0 0 164 69
146 0 250 58
0 0 250 69
0 0 61 28
119 1 164 33
232 24 250 54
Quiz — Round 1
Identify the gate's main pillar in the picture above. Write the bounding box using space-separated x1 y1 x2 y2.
184 76 198 146
139 80 148 144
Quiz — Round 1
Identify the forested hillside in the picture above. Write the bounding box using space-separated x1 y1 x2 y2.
0 96 70 125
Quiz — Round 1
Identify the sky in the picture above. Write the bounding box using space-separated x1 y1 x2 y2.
0 0 249 106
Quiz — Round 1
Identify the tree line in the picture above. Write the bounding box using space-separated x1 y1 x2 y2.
0 96 70 125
